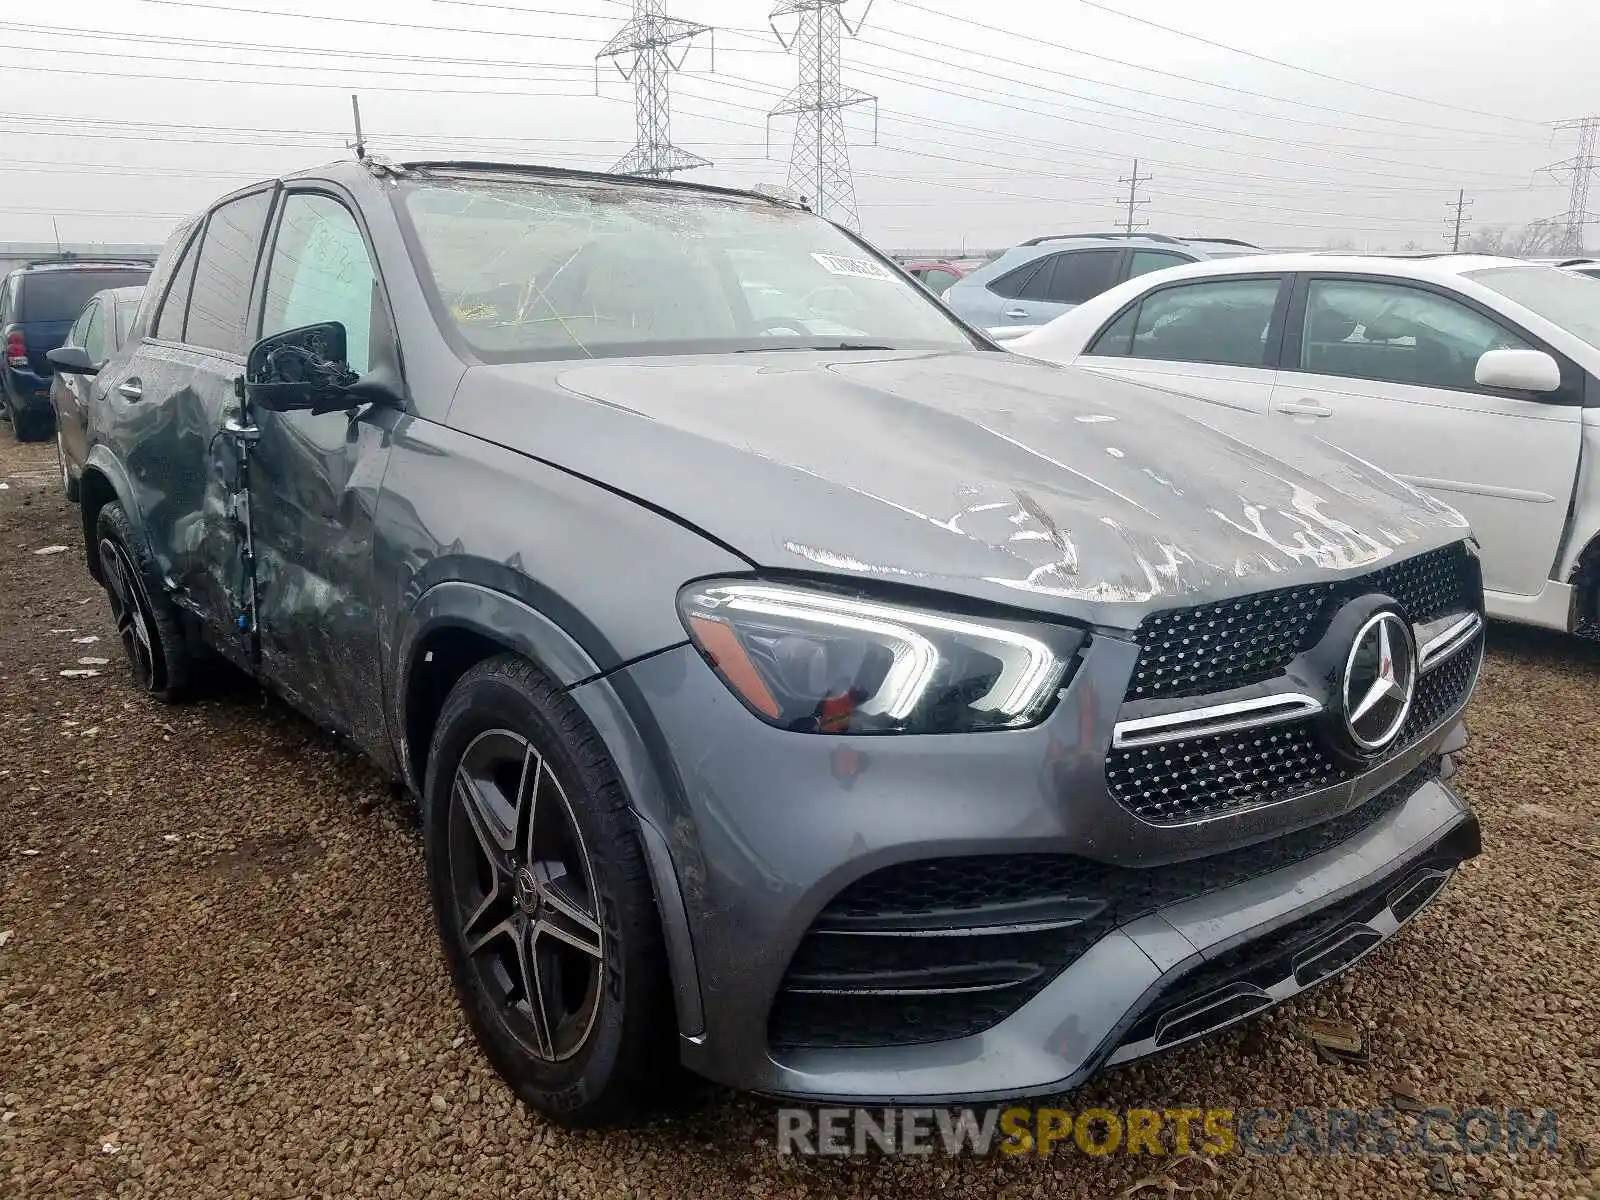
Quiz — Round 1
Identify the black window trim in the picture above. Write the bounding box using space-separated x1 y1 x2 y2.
1284 271 1587 408
171 182 280 360
987 257 1046 300
257 179 408 403
1084 270 1294 369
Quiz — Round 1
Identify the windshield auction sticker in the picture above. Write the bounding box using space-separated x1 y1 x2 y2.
810 252 896 281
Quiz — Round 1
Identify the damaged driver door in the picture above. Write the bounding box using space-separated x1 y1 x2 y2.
244 188 400 752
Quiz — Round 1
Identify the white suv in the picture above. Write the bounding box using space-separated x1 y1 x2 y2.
1011 254 1600 636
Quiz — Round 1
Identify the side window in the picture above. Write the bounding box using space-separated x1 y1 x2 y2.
155 230 202 342
261 193 378 374
1044 249 1121 305
1016 256 1059 301
987 261 1044 300
66 303 95 349
185 189 273 354
1300 279 1533 392
1127 250 1192 281
1116 278 1281 368
81 303 108 364
1088 304 1140 357
924 269 958 294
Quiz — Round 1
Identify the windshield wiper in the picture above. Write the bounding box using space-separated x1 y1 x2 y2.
736 341 896 352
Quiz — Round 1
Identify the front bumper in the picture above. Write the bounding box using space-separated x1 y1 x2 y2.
602 632 1479 1102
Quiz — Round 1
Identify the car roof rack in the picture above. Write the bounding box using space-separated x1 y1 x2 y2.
21 255 153 270
1177 236 1261 248
1557 257 1599 267
1017 232 1186 247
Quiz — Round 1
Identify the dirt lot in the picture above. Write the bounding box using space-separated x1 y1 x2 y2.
1 433 1597 1199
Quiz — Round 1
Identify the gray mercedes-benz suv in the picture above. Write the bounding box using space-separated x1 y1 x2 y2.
68 159 1483 1126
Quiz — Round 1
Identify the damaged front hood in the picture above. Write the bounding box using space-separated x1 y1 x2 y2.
450 350 1469 627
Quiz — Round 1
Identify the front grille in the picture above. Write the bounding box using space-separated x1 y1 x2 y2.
768 762 1438 1052
1126 542 1476 702
1105 721 1345 825
1108 628 1480 826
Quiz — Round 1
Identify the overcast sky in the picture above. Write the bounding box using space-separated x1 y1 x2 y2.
6 0 1599 253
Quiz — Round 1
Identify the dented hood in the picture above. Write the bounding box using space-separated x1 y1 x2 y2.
449 349 1470 628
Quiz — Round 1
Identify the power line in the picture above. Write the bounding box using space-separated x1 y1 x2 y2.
768 0 875 230
1116 159 1151 234
887 0 1543 137
597 0 713 177
1066 0 1546 127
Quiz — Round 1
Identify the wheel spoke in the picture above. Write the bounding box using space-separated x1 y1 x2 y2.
454 765 515 865
515 921 556 1059
462 906 516 958
514 742 541 865
533 870 604 960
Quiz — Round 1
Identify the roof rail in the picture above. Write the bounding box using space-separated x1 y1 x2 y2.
1018 232 1185 247
1178 236 1261 248
1557 257 1599 267
22 254 153 270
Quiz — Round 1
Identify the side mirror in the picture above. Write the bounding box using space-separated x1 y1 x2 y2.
47 345 98 376
1475 348 1561 393
244 322 361 414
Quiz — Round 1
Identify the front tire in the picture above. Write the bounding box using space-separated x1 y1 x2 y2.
423 654 672 1127
94 502 191 702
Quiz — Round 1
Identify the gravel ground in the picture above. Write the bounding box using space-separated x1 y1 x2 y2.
1 433 1597 1199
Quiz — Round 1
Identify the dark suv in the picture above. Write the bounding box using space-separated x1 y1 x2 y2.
69 160 1483 1127
0 258 151 441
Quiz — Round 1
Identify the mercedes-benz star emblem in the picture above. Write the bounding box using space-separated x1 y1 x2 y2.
1342 610 1417 753
513 866 540 915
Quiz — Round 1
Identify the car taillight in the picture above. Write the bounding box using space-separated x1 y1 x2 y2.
4 330 25 369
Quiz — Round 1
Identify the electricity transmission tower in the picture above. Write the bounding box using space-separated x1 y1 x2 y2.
768 0 877 230
1116 159 1152 234
597 0 712 178
1445 188 1472 251
1543 116 1599 255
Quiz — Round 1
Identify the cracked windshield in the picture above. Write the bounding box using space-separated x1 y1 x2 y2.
400 177 974 360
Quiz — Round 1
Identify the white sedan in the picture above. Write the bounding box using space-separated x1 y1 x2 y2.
1010 253 1600 635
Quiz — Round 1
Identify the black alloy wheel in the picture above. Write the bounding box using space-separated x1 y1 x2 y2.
423 655 673 1126
448 727 606 1063
92 502 191 703
98 534 159 693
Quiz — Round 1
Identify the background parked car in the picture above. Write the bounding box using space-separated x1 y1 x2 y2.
0 258 151 441
46 284 143 501
1010 252 1600 636
902 260 965 295
943 232 1261 333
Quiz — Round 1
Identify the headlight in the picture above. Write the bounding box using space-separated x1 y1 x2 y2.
678 580 1083 734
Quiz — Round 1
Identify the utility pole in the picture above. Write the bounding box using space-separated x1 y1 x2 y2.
1117 159 1151 235
1445 188 1472 252
597 0 713 177
768 0 877 230
1543 116 1599 255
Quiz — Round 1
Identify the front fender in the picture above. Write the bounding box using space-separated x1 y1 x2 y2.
392 580 705 1037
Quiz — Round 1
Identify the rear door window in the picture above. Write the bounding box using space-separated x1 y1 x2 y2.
1090 277 1282 367
1016 256 1059 301
155 233 202 342
184 190 273 354
81 302 108 364
1127 250 1192 281
987 260 1045 300
1043 249 1121 305
18 269 148 323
